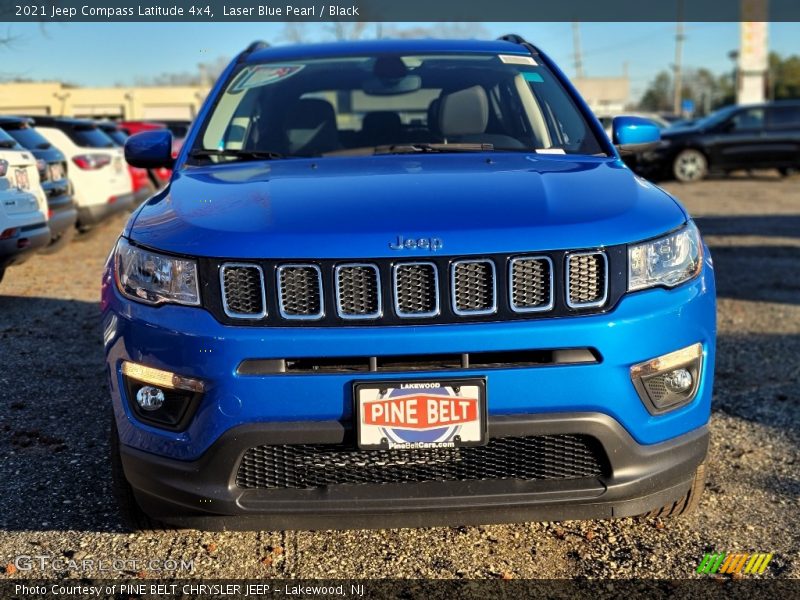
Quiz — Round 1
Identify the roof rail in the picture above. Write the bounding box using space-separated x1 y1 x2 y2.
497 34 528 44
237 40 269 63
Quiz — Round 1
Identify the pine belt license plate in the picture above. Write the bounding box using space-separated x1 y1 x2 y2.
355 378 487 450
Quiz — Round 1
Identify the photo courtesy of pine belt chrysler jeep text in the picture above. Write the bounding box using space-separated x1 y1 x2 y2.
102 36 716 530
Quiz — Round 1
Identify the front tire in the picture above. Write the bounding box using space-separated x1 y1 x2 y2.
673 149 708 183
110 417 165 531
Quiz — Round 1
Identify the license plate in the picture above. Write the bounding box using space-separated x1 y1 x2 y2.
355 378 487 450
49 163 64 181
14 168 30 190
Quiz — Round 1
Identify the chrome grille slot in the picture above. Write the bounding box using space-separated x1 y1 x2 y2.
220 263 266 319
335 264 381 319
452 259 496 315
566 252 608 308
509 256 553 312
277 265 324 319
393 262 439 318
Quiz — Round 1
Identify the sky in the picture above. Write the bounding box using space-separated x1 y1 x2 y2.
0 21 798 101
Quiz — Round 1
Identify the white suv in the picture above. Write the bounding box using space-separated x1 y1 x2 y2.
31 117 134 231
0 131 50 283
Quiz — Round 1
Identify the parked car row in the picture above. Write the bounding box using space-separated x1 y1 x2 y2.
605 100 800 183
0 115 183 284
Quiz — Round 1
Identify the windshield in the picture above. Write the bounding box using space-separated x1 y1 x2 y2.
194 53 605 161
0 127 22 149
101 128 129 146
3 124 51 149
693 106 738 130
68 126 115 148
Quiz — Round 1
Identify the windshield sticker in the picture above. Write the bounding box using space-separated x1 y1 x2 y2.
499 54 538 66
536 148 566 154
523 72 544 83
231 65 305 91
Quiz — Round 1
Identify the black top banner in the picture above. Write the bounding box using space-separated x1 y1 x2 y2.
1 0 798 22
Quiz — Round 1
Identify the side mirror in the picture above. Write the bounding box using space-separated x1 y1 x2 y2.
612 116 661 155
124 130 174 169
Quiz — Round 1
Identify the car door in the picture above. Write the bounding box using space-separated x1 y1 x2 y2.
764 105 800 168
708 107 769 170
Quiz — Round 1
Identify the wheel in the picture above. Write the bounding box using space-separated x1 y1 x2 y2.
673 149 708 183
778 167 796 177
39 226 75 255
110 416 166 531
639 461 706 519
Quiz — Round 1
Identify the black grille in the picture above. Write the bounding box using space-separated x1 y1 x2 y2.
236 434 606 490
205 247 624 327
220 265 265 318
336 264 381 318
278 265 323 318
510 257 552 311
394 262 439 317
452 260 495 314
567 253 607 307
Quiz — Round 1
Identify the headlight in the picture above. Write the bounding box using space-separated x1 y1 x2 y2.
628 221 703 291
114 238 200 306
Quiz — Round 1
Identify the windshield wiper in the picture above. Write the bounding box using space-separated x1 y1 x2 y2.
324 143 495 157
189 148 285 162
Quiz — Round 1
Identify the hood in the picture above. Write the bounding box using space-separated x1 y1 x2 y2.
128 153 687 259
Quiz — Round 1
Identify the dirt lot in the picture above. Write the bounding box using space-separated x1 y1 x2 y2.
0 175 798 580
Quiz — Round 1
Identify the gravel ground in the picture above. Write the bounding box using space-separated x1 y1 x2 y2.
0 175 798 580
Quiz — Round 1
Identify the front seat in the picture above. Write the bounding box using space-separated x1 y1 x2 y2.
437 85 524 148
284 98 340 155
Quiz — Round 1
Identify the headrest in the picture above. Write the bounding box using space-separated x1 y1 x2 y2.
362 111 402 134
438 86 489 137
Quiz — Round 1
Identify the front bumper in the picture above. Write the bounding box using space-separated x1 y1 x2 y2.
104 255 715 526
121 413 708 530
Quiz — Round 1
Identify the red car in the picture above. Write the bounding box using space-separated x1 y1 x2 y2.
97 121 155 206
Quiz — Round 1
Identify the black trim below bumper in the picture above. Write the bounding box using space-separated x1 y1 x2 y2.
119 413 708 530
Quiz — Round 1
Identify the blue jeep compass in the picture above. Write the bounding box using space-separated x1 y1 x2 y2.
103 36 716 530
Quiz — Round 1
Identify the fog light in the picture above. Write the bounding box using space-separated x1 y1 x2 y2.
664 368 693 393
136 386 165 411
631 343 703 414
122 361 205 431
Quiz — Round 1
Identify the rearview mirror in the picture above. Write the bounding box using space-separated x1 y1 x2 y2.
612 116 660 155
124 130 174 169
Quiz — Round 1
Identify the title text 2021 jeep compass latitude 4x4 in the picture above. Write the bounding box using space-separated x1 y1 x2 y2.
103 37 716 530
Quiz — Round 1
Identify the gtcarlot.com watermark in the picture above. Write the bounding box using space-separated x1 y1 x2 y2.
12 554 194 574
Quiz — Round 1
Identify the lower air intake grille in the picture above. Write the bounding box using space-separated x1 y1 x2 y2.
394 262 439 317
567 252 607 308
220 264 265 318
236 434 606 490
278 265 323 319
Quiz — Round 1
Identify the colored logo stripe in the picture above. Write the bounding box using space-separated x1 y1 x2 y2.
697 553 772 574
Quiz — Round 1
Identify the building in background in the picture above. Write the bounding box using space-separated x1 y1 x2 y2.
573 76 631 114
0 82 209 120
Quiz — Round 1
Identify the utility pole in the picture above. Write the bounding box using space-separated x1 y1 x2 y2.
673 17 685 116
572 22 585 79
